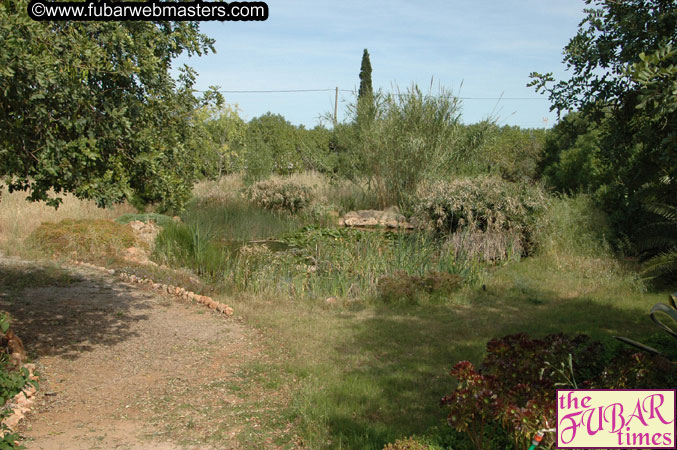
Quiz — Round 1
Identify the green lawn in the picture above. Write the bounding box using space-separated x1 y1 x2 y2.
205 245 663 448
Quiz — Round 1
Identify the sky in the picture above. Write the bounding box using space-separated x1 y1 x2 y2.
174 0 588 129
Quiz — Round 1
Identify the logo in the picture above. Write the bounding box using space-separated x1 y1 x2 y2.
556 389 676 448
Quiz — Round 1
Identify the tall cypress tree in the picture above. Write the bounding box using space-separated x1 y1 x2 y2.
358 49 373 101
357 49 375 125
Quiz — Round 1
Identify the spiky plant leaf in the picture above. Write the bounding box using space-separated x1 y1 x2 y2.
650 302 677 339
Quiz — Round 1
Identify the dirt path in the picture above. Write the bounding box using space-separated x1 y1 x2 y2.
0 256 265 449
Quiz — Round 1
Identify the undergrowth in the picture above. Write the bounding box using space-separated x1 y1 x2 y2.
153 222 484 302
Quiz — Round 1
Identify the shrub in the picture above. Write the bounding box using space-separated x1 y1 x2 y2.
417 176 547 259
378 271 463 305
244 113 302 181
464 123 547 183
441 333 676 450
383 436 444 450
244 180 314 215
28 219 140 261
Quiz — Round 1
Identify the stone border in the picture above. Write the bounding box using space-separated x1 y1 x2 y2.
1 363 38 435
71 261 234 316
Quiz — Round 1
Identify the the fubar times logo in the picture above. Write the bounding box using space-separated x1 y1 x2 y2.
556 389 676 448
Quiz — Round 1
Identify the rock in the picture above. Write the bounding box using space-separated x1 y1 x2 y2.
128 220 160 247
123 246 157 267
339 208 418 229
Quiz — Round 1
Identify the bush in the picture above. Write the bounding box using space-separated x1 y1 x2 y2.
244 180 314 215
464 123 547 183
244 113 302 181
378 271 463 305
28 219 140 261
417 176 547 259
383 436 444 450
441 333 676 450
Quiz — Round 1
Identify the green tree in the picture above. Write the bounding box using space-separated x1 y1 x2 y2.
529 0 676 233
0 0 217 212
358 49 373 101
244 113 300 182
195 103 247 179
357 49 375 125
539 112 603 194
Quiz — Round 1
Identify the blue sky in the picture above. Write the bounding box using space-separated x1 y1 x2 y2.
175 0 587 128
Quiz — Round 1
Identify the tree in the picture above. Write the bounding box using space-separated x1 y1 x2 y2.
194 104 247 179
357 49 375 125
529 0 677 233
244 113 300 181
0 0 218 212
358 49 373 101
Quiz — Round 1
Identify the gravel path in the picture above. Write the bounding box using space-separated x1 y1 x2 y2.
0 256 258 449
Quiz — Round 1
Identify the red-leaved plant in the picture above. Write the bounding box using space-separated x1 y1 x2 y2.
442 333 676 450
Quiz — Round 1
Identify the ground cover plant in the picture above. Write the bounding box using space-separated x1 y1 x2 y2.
28 219 141 263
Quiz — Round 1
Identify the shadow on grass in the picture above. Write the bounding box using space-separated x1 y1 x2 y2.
315 286 657 449
0 262 150 360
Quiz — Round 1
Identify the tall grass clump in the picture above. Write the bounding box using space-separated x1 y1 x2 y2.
534 194 611 259
531 194 644 291
181 197 303 242
153 221 228 281
334 83 468 209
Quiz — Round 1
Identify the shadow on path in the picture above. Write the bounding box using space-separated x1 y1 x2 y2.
0 261 151 360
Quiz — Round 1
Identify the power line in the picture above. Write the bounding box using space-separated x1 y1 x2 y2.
336 89 546 100
195 88 335 93
195 87 547 100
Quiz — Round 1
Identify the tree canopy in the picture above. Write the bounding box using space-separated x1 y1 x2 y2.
529 0 676 232
0 0 218 211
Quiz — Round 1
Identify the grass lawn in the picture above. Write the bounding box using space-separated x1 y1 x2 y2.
219 255 662 448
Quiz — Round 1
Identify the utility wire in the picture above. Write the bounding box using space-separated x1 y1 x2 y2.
194 87 547 100
195 88 335 93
